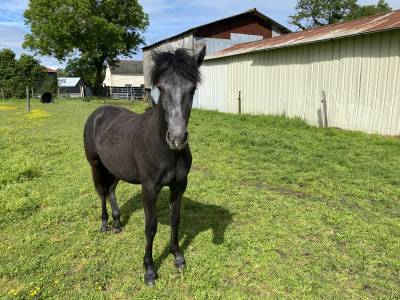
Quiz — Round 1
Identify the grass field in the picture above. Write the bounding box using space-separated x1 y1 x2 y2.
0 99 399 299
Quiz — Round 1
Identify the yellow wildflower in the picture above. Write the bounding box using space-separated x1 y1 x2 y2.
26 109 50 120
0 105 17 111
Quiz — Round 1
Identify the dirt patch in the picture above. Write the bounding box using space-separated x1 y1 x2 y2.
254 182 308 199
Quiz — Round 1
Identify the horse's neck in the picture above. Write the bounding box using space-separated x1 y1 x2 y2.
151 101 168 138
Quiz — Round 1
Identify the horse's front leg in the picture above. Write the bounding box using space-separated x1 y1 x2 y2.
169 179 187 271
141 183 160 286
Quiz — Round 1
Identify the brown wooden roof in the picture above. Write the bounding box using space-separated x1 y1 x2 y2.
143 9 291 51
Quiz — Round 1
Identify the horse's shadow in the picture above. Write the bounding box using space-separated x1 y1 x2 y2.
120 189 233 269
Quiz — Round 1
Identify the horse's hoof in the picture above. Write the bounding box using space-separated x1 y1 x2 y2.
100 225 109 233
112 225 122 233
174 256 186 272
144 273 157 286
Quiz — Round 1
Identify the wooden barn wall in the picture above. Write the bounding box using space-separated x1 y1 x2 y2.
194 15 273 39
195 30 400 136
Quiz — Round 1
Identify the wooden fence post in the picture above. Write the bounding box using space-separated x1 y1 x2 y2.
321 90 328 128
1 88 4 101
26 87 31 112
238 91 242 114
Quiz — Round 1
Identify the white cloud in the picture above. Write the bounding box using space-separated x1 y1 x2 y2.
0 23 28 50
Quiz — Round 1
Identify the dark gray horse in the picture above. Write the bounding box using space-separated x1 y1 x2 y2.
83 46 206 285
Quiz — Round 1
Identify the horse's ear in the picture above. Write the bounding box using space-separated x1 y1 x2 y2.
196 46 206 66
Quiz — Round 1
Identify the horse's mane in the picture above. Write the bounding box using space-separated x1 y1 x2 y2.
150 48 201 86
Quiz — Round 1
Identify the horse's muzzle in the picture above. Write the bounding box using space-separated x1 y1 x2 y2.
166 131 189 151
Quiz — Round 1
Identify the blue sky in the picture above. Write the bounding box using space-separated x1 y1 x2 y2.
0 0 399 68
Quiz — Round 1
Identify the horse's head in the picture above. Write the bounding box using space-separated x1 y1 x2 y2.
151 46 206 151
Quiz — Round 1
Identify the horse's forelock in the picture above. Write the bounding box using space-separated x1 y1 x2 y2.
150 49 201 86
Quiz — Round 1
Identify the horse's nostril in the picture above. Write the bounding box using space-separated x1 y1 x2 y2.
166 131 172 145
166 131 188 149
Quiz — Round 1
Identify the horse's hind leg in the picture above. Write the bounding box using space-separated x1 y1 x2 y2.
90 159 114 232
109 179 122 233
99 193 108 232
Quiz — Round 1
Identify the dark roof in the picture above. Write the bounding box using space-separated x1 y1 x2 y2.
143 8 292 51
110 60 143 75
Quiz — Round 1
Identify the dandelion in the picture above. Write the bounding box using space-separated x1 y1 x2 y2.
8 289 18 296
0 105 17 111
30 287 41 297
26 109 50 120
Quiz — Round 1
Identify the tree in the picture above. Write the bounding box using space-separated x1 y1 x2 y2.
38 75 58 96
14 54 46 98
345 0 392 20
23 0 148 95
0 49 17 98
290 0 392 30
0 49 48 98
64 56 104 88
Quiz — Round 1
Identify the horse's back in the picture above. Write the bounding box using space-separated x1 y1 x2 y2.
87 105 138 125
84 106 137 159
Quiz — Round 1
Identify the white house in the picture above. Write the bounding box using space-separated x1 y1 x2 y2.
103 60 144 99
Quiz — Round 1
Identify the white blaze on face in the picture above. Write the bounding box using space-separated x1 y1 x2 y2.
165 86 187 143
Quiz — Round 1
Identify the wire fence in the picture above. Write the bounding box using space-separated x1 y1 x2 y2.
108 87 144 100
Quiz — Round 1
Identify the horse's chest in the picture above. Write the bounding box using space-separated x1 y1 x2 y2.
160 157 190 186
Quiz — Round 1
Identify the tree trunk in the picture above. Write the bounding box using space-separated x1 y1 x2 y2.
93 63 104 96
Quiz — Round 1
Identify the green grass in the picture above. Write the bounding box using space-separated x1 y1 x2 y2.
0 99 399 299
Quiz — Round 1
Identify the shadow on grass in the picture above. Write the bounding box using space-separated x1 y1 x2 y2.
120 189 233 269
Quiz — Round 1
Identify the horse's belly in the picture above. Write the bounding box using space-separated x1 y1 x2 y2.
98 149 140 183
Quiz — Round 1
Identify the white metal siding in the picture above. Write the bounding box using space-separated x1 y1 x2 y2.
271 27 282 37
103 68 144 88
195 34 263 56
108 75 144 87
196 30 400 136
103 68 112 86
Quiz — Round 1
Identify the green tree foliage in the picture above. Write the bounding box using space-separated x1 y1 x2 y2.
290 0 392 30
56 68 67 78
38 75 58 95
0 49 46 98
64 57 105 88
23 0 148 95
345 0 392 20
0 49 17 98
14 54 46 98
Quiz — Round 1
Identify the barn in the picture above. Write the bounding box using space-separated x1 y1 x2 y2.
57 77 85 98
143 8 291 94
195 11 400 136
103 60 144 99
